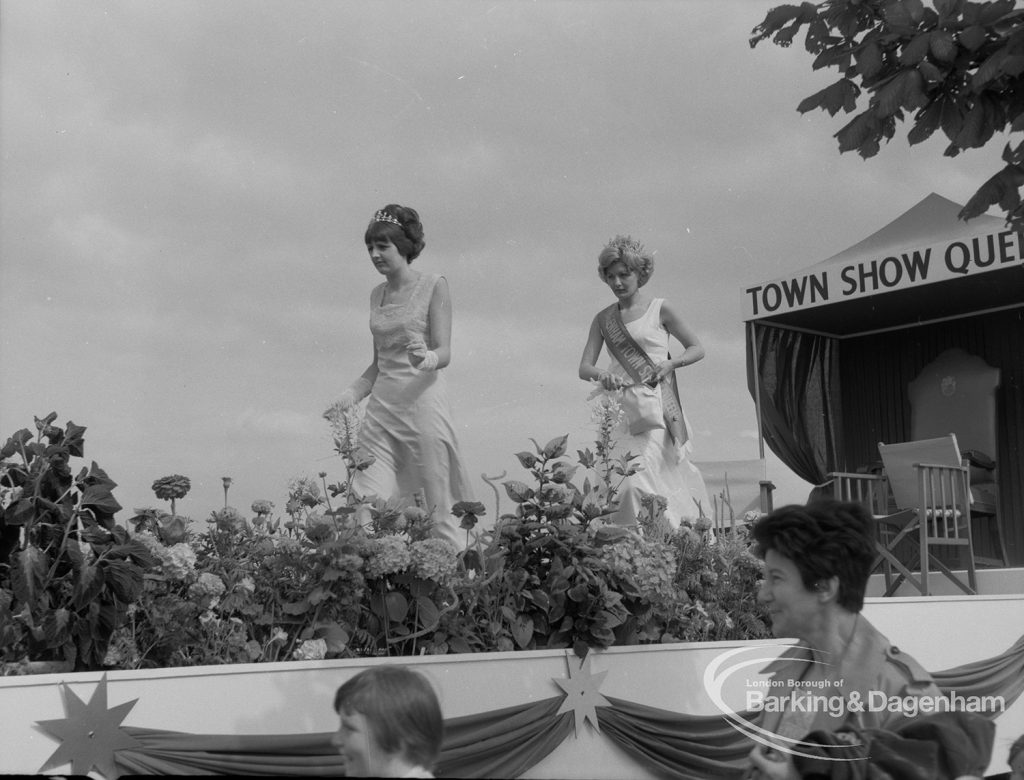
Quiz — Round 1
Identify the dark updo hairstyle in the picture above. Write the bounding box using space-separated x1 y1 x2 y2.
333 665 443 770
751 500 876 613
364 204 425 262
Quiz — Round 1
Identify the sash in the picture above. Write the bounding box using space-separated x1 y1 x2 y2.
599 303 690 448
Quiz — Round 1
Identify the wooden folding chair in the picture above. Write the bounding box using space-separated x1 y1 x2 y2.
820 470 906 593
876 434 978 596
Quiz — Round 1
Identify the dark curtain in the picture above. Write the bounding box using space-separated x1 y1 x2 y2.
746 322 843 486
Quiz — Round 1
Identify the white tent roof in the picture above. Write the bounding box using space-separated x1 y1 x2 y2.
742 193 1024 337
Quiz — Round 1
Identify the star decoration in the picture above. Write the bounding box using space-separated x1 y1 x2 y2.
36 674 141 779
553 651 611 736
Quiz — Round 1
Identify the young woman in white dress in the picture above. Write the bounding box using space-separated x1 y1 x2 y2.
329 204 475 547
578 234 710 528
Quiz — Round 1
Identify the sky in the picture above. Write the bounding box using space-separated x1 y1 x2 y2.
0 0 1007 526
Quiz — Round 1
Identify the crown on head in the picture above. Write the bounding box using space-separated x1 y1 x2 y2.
374 210 402 228
605 234 645 256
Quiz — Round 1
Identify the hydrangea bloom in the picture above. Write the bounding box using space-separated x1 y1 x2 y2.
163 543 198 580
601 538 678 605
363 535 412 578
410 538 458 583
190 572 227 601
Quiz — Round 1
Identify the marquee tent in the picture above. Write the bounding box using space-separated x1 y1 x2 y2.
743 193 1024 565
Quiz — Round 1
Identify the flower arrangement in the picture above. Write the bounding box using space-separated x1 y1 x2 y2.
0 406 770 674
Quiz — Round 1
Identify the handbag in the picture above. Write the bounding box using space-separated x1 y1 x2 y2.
619 383 665 435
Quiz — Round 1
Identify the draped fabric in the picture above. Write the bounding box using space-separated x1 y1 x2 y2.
932 631 1024 712
45 632 1024 779
597 698 759 779
746 322 843 485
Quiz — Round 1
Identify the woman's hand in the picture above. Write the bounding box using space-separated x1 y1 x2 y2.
744 745 798 780
406 338 438 371
652 360 676 384
406 338 428 367
597 371 629 391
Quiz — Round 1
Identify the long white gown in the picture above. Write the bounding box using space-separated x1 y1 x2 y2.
601 298 710 528
354 273 475 547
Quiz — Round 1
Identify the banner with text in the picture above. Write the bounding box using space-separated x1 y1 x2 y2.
743 228 1024 321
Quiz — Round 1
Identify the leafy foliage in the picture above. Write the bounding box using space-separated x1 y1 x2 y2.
751 0 1024 226
0 413 157 671
3 407 772 674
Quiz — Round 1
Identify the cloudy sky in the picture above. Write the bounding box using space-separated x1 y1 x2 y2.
1 1 1005 524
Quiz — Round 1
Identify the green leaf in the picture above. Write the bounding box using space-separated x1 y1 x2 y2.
72 562 104 610
954 99 988 148
514 451 538 469
503 480 534 503
929 30 958 63
856 40 884 79
63 422 87 458
103 558 143 603
541 435 569 460
958 25 986 53
908 101 943 145
384 591 409 622
415 596 439 629
11 544 47 605
0 429 34 460
511 614 534 649
316 623 350 653
901 33 933 66
281 599 311 615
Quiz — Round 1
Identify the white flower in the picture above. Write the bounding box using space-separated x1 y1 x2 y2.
292 638 327 661
163 543 197 580
270 628 288 644
270 622 290 642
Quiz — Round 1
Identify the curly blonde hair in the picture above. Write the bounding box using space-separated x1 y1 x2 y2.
598 234 654 287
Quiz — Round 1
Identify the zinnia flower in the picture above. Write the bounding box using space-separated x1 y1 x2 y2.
251 499 274 516
151 475 191 501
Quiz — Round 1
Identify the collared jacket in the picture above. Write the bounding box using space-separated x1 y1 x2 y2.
758 613 942 741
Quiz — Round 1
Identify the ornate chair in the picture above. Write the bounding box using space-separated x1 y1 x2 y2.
875 434 978 596
908 348 1006 567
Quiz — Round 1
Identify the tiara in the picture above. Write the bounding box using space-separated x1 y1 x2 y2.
374 210 402 227
605 234 645 256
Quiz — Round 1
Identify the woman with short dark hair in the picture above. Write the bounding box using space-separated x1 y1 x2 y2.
332 665 443 778
745 500 943 778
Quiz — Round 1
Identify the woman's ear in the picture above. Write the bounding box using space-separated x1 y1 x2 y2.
815 576 839 602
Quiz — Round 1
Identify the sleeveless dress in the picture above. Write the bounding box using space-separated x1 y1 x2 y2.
602 298 709 528
354 273 475 547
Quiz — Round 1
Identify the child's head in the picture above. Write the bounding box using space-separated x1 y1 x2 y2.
332 665 443 777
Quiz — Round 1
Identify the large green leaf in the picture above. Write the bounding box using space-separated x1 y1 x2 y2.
102 558 143 603
72 562 104 610
11 544 47 605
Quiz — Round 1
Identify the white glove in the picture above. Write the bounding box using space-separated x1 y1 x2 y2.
330 376 372 412
406 339 439 371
